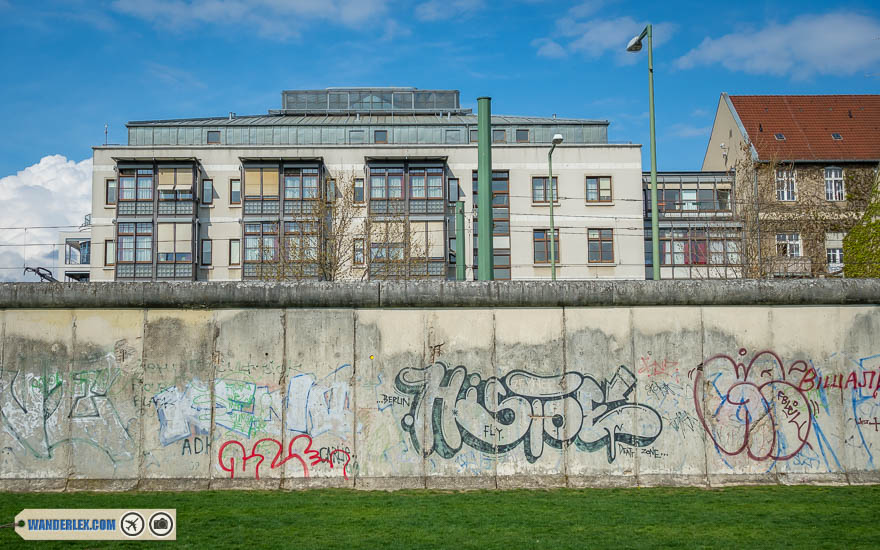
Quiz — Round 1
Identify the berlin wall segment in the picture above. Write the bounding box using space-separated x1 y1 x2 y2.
0 281 879 491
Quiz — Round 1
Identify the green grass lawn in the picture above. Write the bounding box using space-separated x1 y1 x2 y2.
1 486 877 549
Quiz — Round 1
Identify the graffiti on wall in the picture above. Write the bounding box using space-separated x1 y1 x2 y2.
217 434 351 480
0 347 136 470
394 362 663 464
151 364 353 447
692 349 814 462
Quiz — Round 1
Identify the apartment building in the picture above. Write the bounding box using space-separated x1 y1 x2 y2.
704 93 880 278
89 88 646 282
642 171 741 280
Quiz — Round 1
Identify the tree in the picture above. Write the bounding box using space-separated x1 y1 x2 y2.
843 166 880 278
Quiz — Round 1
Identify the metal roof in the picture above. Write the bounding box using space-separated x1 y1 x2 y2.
127 113 609 127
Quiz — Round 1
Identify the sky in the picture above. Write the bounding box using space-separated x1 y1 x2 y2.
1 0 879 280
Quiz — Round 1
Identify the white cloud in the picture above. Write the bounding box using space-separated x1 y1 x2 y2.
668 123 711 138
534 9 677 63
531 38 566 59
111 0 391 40
414 0 484 22
0 155 92 282
675 12 880 78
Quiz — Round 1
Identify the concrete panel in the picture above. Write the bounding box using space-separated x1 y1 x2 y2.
0 310 74 491
67 310 143 490
282 309 355 489
141 310 215 490
564 307 638 487
700 307 778 485
354 309 426 490
632 307 707 487
421 309 496 490
769 307 847 485
838 307 880 484
210 309 285 490
494 308 566 488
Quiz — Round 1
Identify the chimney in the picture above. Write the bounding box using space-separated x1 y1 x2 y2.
229 112 235 120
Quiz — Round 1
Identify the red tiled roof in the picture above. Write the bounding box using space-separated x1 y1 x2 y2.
729 95 880 162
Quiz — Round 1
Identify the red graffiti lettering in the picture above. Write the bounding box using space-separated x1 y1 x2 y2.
799 369 816 392
218 434 351 481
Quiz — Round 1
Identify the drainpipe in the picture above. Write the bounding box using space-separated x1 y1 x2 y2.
456 200 465 281
477 97 493 280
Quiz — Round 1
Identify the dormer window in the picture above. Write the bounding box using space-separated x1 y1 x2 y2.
831 133 842 140
774 133 785 141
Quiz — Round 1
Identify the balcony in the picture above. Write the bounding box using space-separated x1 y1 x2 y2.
771 256 812 278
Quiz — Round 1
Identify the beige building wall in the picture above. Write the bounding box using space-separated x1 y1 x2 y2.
702 94 748 172
91 143 645 281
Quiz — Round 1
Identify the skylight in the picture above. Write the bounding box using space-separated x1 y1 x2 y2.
774 133 785 141
831 133 842 140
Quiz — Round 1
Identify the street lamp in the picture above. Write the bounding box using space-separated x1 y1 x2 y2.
548 133 563 281
627 24 661 281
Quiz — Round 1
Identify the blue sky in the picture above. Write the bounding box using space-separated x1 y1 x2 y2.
1 0 879 279
1 0 879 176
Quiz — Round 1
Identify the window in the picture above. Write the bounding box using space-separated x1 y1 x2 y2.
775 133 786 141
137 175 153 201
831 133 842 140
825 167 845 201
469 129 478 143
230 179 241 204
494 248 511 280
284 168 320 200
448 178 460 202
353 238 365 265
201 179 213 205
492 129 506 143
349 130 365 144
588 229 614 263
354 178 365 203
370 168 403 199
104 240 115 266
117 222 152 265
681 190 698 211
586 176 612 202
201 239 212 265
826 248 843 272
105 179 117 205
445 129 461 144
516 129 529 143
64 239 90 265
532 176 558 203
409 168 443 200
244 166 280 199
229 239 240 266
776 233 801 257
206 130 220 144
776 169 797 201
374 129 388 144
533 229 560 264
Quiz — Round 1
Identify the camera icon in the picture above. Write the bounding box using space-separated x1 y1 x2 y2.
148 512 174 537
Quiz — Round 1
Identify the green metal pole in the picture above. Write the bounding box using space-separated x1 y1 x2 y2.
548 147 556 281
647 24 661 281
455 200 465 281
477 97 493 281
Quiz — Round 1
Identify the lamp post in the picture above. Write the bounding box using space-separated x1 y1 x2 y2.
548 134 563 281
627 24 661 281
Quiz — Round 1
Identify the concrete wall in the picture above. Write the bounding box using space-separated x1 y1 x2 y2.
1 280 879 491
